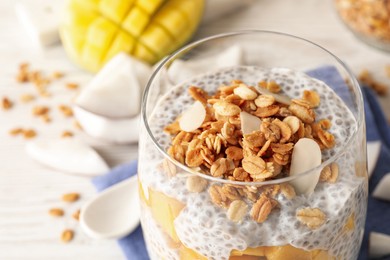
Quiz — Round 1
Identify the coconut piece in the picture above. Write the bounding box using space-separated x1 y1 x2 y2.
255 86 291 106
367 141 381 178
73 105 139 144
373 173 390 201
25 139 109 176
240 111 261 135
369 232 390 259
168 45 243 84
75 52 152 119
289 138 322 196
179 101 206 132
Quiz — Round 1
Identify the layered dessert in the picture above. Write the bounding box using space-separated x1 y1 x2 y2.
138 66 367 260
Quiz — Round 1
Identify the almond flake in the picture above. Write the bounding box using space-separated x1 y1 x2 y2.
289 138 322 195
179 101 206 132
240 111 261 135
2 97 13 110
255 86 291 105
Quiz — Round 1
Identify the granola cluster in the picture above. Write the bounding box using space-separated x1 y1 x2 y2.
335 0 390 44
164 80 336 225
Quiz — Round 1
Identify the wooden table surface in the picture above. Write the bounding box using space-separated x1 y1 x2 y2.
0 0 389 259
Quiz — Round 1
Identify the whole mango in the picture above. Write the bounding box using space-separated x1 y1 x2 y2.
60 0 205 72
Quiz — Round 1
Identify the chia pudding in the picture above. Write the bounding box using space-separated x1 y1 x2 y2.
138 66 368 260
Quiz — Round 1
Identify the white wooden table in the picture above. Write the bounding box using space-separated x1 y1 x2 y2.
0 0 389 259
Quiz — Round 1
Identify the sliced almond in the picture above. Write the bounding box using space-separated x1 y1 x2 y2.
369 232 390 259
289 138 322 196
240 111 261 135
255 86 291 105
372 173 390 201
179 101 206 132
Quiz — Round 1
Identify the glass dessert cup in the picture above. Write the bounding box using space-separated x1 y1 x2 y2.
138 31 368 260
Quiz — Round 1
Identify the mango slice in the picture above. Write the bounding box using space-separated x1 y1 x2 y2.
60 0 205 72
149 188 185 242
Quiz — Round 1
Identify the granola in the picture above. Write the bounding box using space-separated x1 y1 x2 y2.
296 207 326 230
164 79 335 223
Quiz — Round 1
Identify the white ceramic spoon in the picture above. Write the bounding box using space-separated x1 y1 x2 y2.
80 175 140 239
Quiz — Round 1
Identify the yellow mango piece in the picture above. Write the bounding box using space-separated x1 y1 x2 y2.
60 0 204 72
136 0 165 15
179 244 207 260
81 44 104 72
229 256 263 260
62 2 98 27
122 6 150 38
231 247 266 257
154 2 188 39
86 17 118 50
138 23 173 55
133 43 158 64
138 180 150 206
60 27 86 58
74 0 100 11
103 31 135 63
265 245 311 260
173 0 204 26
149 189 185 242
343 213 355 232
311 250 336 260
99 0 136 24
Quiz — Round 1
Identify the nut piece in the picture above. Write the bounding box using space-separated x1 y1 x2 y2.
227 200 248 223
72 209 80 221
296 207 326 229
61 229 74 243
61 131 74 138
66 83 78 90
233 84 258 100
283 116 300 134
49 208 64 217
320 163 339 183
20 94 35 103
254 94 275 108
32 106 50 116
213 101 241 116
9 128 24 136
23 129 37 139
62 193 80 202
288 102 315 124
186 175 208 193
2 97 13 110
251 194 278 223
303 90 320 108
58 105 73 117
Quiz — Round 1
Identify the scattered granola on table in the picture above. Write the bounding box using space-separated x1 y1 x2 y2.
164 79 337 223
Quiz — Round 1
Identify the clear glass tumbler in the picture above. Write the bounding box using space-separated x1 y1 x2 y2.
138 31 367 260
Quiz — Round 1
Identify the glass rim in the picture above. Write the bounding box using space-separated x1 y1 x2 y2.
141 30 364 186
